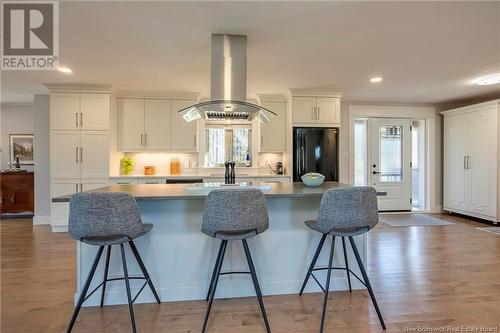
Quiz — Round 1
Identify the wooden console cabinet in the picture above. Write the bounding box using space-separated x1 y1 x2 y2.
0 171 34 215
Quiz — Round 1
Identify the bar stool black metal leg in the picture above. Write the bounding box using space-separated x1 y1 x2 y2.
319 236 335 333
120 243 137 333
201 240 227 333
299 233 327 295
348 236 386 330
341 237 352 293
242 239 272 333
100 245 111 307
128 240 161 304
66 246 104 333
206 240 225 301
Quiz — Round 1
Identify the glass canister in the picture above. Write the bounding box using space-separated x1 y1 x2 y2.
120 157 134 175
144 165 156 175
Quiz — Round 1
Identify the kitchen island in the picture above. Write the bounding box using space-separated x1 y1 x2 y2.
54 182 369 306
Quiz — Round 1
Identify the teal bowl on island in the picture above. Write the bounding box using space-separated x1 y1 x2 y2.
301 173 325 187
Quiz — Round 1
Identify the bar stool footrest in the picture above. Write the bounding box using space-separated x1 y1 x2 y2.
310 267 366 292
83 276 150 303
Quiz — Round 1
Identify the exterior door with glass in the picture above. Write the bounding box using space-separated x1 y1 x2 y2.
370 118 412 211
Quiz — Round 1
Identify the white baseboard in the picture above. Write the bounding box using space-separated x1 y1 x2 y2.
431 205 443 214
51 225 68 232
33 215 51 225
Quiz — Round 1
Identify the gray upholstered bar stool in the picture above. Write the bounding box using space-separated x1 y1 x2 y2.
201 188 271 333
66 192 161 333
299 186 386 333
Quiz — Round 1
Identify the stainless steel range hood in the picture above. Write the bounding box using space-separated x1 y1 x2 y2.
179 34 276 123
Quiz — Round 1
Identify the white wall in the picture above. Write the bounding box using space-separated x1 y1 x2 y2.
341 102 442 213
33 95 51 224
0 104 35 171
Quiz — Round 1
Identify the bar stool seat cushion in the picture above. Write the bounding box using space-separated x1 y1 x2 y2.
215 229 257 240
81 223 153 246
305 220 369 237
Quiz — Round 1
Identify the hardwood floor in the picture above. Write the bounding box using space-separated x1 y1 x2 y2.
1 214 499 333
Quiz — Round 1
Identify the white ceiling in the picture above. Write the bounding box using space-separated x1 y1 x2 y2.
2 1 500 104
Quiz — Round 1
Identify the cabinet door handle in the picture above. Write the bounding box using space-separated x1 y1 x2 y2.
317 107 320 120
76 147 79 163
80 147 83 163
467 156 471 169
144 134 147 146
75 183 79 193
76 113 79 127
80 183 83 192
80 113 83 127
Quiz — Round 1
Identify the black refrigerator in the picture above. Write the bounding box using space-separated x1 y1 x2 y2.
293 127 339 182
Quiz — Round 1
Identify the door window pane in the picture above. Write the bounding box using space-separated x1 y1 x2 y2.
354 119 368 186
379 125 403 182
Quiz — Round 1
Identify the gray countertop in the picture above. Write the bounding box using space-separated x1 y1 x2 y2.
52 182 387 202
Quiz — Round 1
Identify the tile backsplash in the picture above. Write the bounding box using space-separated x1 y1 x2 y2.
115 152 285 176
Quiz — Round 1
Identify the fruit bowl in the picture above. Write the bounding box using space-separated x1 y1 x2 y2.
301 173 325 187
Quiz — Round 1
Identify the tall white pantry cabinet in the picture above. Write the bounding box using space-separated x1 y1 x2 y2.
442 100 500 224
49 86 111 231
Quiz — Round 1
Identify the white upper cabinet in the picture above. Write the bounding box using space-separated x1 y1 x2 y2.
50 93 110 130
260 100 286 152
316 97 340 124
118 98 145 151
144 99 171 151
291 92 341 126
50 93 80 130
80 131 110 179
292 97 316 124
80 94 110 130
171 99 198 152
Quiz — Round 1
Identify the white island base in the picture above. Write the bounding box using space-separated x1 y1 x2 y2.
75 192 367 306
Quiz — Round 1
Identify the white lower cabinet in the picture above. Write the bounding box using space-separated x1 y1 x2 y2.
442 100 499 223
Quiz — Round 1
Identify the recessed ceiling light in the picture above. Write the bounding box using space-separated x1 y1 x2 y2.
57 66 72 74
370 77 383 83
476 73 500 86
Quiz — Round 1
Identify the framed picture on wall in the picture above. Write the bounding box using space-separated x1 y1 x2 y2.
10 134 34 165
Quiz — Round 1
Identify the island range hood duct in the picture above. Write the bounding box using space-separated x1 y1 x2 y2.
178 34 276 123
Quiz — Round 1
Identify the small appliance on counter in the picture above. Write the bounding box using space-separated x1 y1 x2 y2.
144 165 156 175
276 162 284 175
170 158 181 175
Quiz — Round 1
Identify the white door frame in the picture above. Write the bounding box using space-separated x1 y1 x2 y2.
348 105 438 213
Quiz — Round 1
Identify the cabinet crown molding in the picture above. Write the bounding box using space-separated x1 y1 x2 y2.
440 99 500 117
290 88 342 98
257 94 288 103
44 84 112 94
115 90 199 100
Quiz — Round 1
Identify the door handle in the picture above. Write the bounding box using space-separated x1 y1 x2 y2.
75 113 79 127
466 156 471 169
75 147 79 163
75 183 79 193
80 113 83 127
317 107 320 120
372 171 381 174
464 156 467 169
144 134 147 146
79 147 83 163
